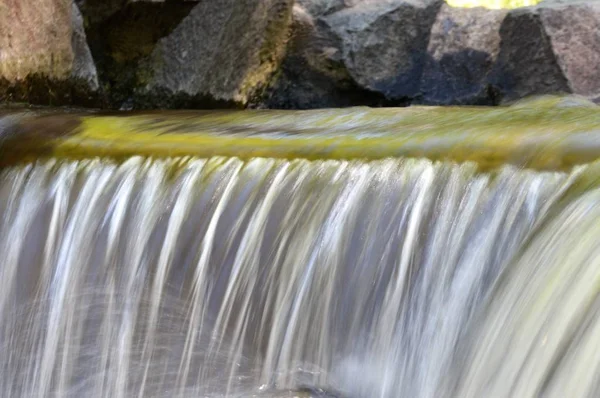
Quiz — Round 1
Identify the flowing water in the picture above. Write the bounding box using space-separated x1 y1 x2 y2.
2 153 600 398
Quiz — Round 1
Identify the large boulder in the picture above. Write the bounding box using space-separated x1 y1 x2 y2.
264 4 392 109
265 0 442 108
139 0 294 107
419 5 507 105
489 0 600 102
81 0 294 108
325 0 443 100
0 0 99 106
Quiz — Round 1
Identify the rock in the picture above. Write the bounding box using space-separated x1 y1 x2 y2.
81 1 197 107
264 0 442 108
419 4 507 105
264 4 393 109
134 0 294 108
489 0 600 102
76 0 197 25
0 0 99 106
70 3 100 92
295 0 348 16
538 2 600 98
325 0 443 100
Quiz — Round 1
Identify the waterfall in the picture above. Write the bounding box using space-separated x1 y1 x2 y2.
1 154 597 397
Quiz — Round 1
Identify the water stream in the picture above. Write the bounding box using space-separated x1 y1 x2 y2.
1 153 598 397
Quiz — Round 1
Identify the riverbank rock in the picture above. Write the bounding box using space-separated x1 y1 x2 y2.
326 0 443 100
264 0 443 108
3 0 600 109
0 0 99 106
82 0 294 109
419 5 507 105
142 0 293 107
264 4 393 109
489 0 600 102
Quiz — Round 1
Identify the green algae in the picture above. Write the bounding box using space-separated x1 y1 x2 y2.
446 0 542 9
2 96 600 171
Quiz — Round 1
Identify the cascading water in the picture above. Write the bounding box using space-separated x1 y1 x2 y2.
2 151 598 398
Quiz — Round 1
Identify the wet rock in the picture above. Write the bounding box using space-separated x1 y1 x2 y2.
295 0 367 16
419 5 507 105
0 0 99 106
489 0 600 102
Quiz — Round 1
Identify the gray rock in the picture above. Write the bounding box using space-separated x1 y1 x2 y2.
489 0 600 102
265 0 442 108
71 3 100 91
264 4 392 109
140 0 294 107
295 0 349 16
419 5 507 104
325 0 443 100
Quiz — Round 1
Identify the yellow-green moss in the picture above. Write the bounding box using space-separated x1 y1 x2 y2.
446 0 541 9
3 96 600 171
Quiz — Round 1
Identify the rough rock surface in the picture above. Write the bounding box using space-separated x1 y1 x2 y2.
81 0 196 108
489 0 600 102
137 0 294 108
0 0 98 105
81 0 294 108
265 4 393 109
419 5 507 104
325 0 443 100
3 0 600 109
265 0 442 108
539 2 600 100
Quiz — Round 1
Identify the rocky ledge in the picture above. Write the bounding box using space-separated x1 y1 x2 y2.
0 0 599 109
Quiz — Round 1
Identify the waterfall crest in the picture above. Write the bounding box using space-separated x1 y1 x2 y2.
0 155 594 397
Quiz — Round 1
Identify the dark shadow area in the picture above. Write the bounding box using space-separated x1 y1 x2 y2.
487 9 571 102
0 75 102 108
418 49 502 106
262 54 407 109
83 1 198 108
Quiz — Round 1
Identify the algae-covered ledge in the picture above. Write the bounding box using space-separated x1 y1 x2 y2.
2 97 600 171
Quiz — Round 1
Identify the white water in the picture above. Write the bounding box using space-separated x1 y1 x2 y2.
0 155 597 397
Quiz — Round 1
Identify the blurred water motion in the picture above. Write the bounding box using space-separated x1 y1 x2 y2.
2 102 600 397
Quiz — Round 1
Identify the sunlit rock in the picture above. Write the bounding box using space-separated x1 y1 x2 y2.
79 0 294 109
325 0 443 100
137 0 294 108
264 3 393 109
419 4 507 104
0 0 98 105
489 0 600 103
265 0 442 108
446 0 541 8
